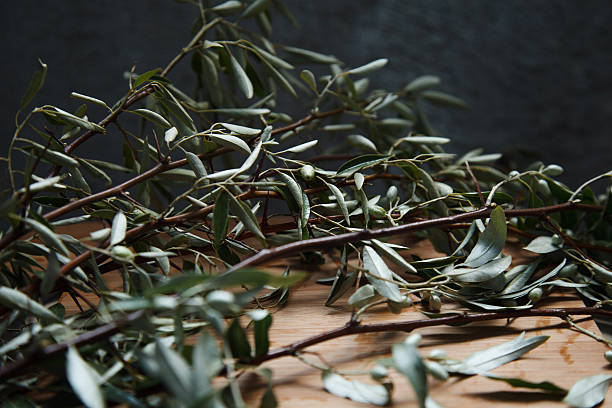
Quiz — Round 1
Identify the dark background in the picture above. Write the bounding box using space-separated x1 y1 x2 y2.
2 0 611 188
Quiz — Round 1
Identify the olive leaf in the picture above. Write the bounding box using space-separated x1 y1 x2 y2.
463 206 507 268
393 342 427 408
322 370 390 406
362 246 403 303
66 346 105 408
563 374 612 408
446 332 549 375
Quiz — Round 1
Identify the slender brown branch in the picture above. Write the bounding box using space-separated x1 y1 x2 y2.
247 307 612 366
224 202 596 273
0 311 145 381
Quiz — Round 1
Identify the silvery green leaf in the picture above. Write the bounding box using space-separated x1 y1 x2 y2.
47 107 105 132
463 206 506 267
252 44 294 69
208 108 270 117
464 153 502 163
249 309 272 357
393 342 427 408
325 182 350 225
67 346 105 408
500 261 539 295
447 255 512 283
347 134 378 152
277 139 318 154
348 284 378 309
495 259 566 300
347 58 388 75
0 286 61 323
421 90 468 109
213 191 230 248
220 122 261 135
41 250 60 296
208 133 251 155
300 69 317 93
404 75 440 93
283 46 340 64
21 139 80 168
211 0 242 13
185 151 208 179
20 176 61 193
240 0 270 18
23 218 69 256
336 154 389 177
563 374 612 408
370 239 418 274
322 123 356 132
154 340 191 398
322 370 390 406
524 236 561 254
229 195 265 241
230 53 253 99
326 270 358 306
451 221 477 256
586 259 612 283
20 59 47 111
110 211 127 246
277 172 303 210
263 60 297 97
448 332 549 375
362 246 403 302
164 127 178 144
354 172 365 190
70 92 109 109
400 136 450 145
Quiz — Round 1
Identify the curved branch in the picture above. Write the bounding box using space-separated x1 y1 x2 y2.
248 306 612 366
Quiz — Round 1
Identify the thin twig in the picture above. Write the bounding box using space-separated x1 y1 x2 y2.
465 160 484 207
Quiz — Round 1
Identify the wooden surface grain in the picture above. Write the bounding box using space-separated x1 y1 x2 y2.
59 233 612 407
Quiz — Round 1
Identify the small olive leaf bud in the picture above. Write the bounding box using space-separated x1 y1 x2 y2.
508 170 520 178
559 263 578 279
110 245 134 262
428 294 442 312
299 164 315 181
605 350 612 363
425 360 449 381
386 185 398 203
90 227 111 242
536 179 551 196
528 287 543 302
542 164 564 176
551 234 563 246
368 204 387 219
370 365 388 380
428 349 448 361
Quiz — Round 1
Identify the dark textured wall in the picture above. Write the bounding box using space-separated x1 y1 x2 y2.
2 1 611 188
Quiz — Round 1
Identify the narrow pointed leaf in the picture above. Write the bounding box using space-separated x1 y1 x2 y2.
20 59 47 111
524 236 561 254
23 218 69 256
448 333 549 375
0 286 61 323
464 206 506 267
110 211 127 246
66 346 105 408
448 255 512 283
325 182 350 225
230 53 254 99
213 191 230 247
347 58 388 75
393 342 427 408
362 246 403 302
208 133 251 155
132 109 172 128
322 371 390 406
229 195 265 241
227 318 251 360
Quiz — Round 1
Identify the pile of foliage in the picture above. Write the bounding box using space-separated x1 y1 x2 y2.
1 1 611 407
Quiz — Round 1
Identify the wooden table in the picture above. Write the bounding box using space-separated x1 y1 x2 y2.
59 233 611 407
